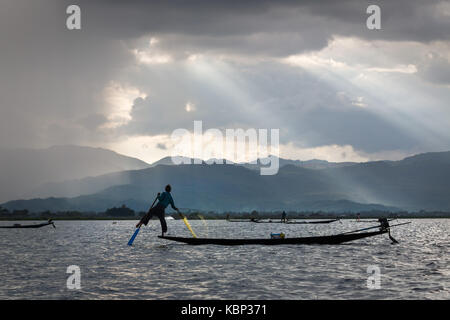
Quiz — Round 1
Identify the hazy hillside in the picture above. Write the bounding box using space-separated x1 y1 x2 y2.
151 156 205 166
152 156 356 170
240 157 357 170
28 156 227 199
3 151 450 213
323 151 450 211
0 145 151 202
23 155 355 199
1 164 398 213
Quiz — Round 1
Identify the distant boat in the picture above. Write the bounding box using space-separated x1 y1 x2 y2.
227 218 340 224
0 220 55 229
227 218 259 222
166 216 175 220
257 218 340 224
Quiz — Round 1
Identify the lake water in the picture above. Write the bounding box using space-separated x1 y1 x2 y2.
0 219 448 299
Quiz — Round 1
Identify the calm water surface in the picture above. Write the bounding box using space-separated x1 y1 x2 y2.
0 219 448 299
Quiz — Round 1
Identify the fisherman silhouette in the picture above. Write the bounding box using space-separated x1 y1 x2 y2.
136 184 180 236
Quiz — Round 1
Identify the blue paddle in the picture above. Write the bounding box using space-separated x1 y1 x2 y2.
127 228 140 246
127 195 158 246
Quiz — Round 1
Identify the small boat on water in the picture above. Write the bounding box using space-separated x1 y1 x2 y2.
0 220 55 229
227 218 340 224
351 218 397 223
227 218 259 222
159 221 411 246
259 218 340 224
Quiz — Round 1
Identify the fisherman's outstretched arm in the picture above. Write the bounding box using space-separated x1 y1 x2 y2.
170 195 178 211
171 201 178 211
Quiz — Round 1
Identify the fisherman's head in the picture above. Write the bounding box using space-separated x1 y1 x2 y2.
165 184 172 192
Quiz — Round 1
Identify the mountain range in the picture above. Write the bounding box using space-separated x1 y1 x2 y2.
1 147 450 213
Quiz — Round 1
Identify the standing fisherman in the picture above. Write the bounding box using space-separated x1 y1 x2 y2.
136 184 180 236
378 217 399 244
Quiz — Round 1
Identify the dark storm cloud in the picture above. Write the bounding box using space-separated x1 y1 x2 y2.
59 0 450 59
0 0 449 155
73 0 449 43
0 0 134 147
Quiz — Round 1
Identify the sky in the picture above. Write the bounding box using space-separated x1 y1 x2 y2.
0 0 449 164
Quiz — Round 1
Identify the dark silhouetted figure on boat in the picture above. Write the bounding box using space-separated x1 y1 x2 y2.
136 184 180 236
378 217 390 230
378 217 398 244
281 211 287 223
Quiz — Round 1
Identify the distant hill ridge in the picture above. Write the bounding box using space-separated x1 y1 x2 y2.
0 145 151 203
2 150 450 213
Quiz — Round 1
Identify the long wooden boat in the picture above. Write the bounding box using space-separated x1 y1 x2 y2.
285 218 340 224
350 218 397 223
227 219 258 222
0 221 55 229
227 218 340 224
158 230 387 245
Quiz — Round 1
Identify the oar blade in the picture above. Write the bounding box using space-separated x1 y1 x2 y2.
128 228 140 246
183 217 198 238
177 213 197 238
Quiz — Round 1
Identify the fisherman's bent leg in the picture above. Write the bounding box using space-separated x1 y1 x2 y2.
158 213 168 235
137 208 155 227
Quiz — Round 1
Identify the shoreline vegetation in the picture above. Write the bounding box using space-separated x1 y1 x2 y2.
1 205 449 221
